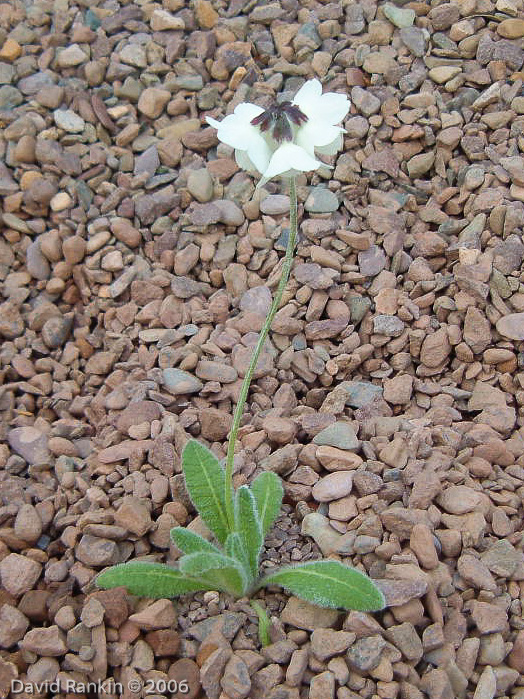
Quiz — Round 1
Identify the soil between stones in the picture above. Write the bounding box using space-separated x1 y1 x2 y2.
1 1 524 698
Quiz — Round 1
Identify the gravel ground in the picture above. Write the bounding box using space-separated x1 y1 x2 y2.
2 0 524 697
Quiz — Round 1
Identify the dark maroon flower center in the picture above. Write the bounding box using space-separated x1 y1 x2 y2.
251 101 308 143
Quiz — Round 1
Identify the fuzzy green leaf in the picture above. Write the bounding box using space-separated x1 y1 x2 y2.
235 485 263 579
96 562 210 598
251 471 283 537
179 552 247 596
259 561 386 611
250 600 271 647
225 532 250 573
170 527 221 556
182 440 231 544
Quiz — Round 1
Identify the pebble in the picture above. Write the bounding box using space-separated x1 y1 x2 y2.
280 597 340 631
304 188 339 213
0 301 25 338
309 671 335 699
358 245 387 277
129 599 177 630
0 554 42 596
383 374 413 404
310 629 355 661
373 314 404 337
162 368 203 394
151 9 185 30
21 626 67 656
0 604 30 647
56 44 87 67
474 666 496 699
14 504 43 544
437 486 486 515
312 422 358 450
312 472 353 502
201 648 231 699
8 426 50 465
260 195 290 215
496 313 524 340
346 635 386 672
351 86 381 116
497 18 524 39
429 66 462 84
187 169 214 203
76 534 119 567
383 3 415 28
53 109 85 133
114 496 152 537
399 27 426 56
41 314 73 349
457 555 497 591
3 0 524 694
221 654 251 699
138 88 171 119
50 192 73 212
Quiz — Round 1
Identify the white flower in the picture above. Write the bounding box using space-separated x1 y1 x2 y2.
206 78 350 186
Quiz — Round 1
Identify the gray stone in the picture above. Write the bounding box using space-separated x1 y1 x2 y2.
187 168 214 203
53 109 85 133
76 534 119 567
162 369 203 394
343 381 383 408
373 314 405 337
496 313 524 340
312 472 354 502
134 146 160 178
281 597 340 631
41 314 73 349
260 195 290 215
399 27 426 56
346 635 386 672
0 85 23 109
304 187 339 213
313 422 359 450
0 301 24 338
358 245 387 276
351 86 380 116
0 604 30 648
26 241 51 280
18 73 55 95
8 427 50 465
0 554 42 596
240 286 271 315
481 540 524 579
221 655 251 699
187 612 246 642
384 3 415 28
214 200 245 226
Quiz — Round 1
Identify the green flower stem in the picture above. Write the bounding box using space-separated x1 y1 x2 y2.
224 176 298 529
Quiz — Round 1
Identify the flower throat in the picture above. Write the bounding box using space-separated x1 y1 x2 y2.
251 101 308 143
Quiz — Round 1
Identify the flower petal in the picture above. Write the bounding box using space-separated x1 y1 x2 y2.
292 78 350 126
247 137 273 174
205 102 265 151
292 79 323 119
296 119 344 152
315 133 344 156
235 149 255 172
316 92 351 125
262 143 323 181
206 117 221 129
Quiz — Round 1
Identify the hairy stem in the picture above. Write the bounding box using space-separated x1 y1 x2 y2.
224 177 298 529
